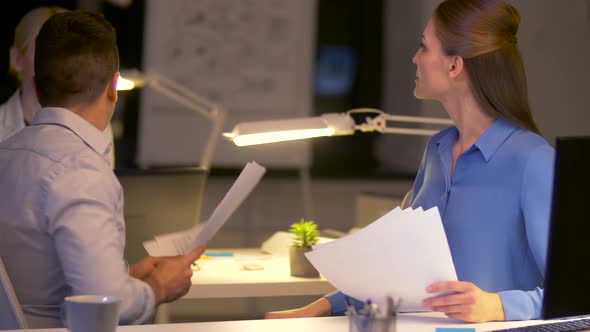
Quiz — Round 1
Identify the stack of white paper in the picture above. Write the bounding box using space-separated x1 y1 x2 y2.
305 206 457 312
143 161 266 256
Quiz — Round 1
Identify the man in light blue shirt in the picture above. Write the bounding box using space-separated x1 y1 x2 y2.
0 11 203 328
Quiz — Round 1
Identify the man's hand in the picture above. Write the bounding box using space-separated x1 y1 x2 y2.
265 297 332 319
423 281 505 322
128 256 168 281
144 246 205 304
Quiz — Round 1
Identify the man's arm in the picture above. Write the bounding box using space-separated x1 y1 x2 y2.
44 163 155 324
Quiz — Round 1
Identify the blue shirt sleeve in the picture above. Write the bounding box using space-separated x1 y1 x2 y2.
325 291 364 316
499 144 555 320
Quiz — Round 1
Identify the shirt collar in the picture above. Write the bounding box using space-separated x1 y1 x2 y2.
472 119 517 162
436 119 517 162
435 126 459 155
32 107 112 159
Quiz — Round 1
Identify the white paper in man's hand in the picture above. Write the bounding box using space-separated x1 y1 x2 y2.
143 162 266 256
191 161 266 248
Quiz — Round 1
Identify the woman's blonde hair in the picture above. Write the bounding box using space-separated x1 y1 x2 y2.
434 0 540 134
10 6 67 80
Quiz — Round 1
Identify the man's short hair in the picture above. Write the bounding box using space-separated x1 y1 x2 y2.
34 11 119 107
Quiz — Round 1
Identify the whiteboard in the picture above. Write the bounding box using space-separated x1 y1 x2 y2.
138 0 317 168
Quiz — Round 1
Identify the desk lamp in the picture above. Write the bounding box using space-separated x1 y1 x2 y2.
223 108 452 220
223 108 453 146
116 70 227 170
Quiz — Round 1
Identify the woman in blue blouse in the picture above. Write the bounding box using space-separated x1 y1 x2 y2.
266 0 554 323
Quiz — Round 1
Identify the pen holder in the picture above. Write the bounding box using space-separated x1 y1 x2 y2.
348 314 395 332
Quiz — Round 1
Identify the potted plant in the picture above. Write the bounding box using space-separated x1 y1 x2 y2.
289 218 320 278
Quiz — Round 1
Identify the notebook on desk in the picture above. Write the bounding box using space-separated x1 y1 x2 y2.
542 136 590 320
115 167 207 264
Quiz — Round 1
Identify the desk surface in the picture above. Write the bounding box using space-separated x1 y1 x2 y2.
185 248 336 299
10 312 579 332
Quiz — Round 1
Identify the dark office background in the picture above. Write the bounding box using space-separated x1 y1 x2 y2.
0 0 406 178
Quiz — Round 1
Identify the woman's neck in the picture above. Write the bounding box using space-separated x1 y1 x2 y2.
441 91 495 152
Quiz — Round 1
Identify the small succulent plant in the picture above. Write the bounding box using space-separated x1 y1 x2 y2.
289 218 319 249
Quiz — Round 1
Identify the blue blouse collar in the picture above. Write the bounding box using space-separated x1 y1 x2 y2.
436 119 518 162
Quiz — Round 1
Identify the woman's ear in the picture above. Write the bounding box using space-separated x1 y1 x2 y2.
448 55 464 79
9 47 24 74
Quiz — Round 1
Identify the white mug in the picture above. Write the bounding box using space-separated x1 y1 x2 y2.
63 295 120 332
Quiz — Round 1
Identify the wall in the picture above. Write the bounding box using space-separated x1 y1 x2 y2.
513 0 590 141
204 177 413 249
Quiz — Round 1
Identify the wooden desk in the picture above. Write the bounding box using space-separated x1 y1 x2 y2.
9 312 574 332
156 248 336 323
185 248 336 299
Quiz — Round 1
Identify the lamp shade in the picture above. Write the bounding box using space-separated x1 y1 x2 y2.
224 113 355 146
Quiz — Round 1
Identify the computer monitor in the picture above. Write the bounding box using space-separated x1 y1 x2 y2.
115 168 207 264
542 136 590 319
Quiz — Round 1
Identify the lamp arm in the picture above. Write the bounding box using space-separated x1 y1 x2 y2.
200 106 228 170
380 113 454 125
349 109 453 136
149 74 220 121
143 72 227 170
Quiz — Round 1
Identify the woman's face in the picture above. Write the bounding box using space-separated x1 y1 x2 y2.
412 18 453 101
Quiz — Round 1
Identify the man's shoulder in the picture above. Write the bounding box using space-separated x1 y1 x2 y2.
2 125 111 174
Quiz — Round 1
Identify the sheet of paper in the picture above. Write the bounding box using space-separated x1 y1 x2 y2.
192 161 266 248
305 206 457 312
143 161 266 256
143 240 160 257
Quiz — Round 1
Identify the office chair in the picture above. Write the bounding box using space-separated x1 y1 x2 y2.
0 256 28 329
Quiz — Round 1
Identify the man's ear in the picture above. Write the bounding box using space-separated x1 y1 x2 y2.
448 55 464 79
9 47 24 74
106 71 119 103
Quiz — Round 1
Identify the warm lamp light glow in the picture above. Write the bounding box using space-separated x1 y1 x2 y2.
223 113 355 147
227 128 335 146
116 76 135 91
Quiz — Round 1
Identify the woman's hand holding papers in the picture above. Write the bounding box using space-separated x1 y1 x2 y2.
144 246 205 304
422 281 505 323
265 297 332 319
